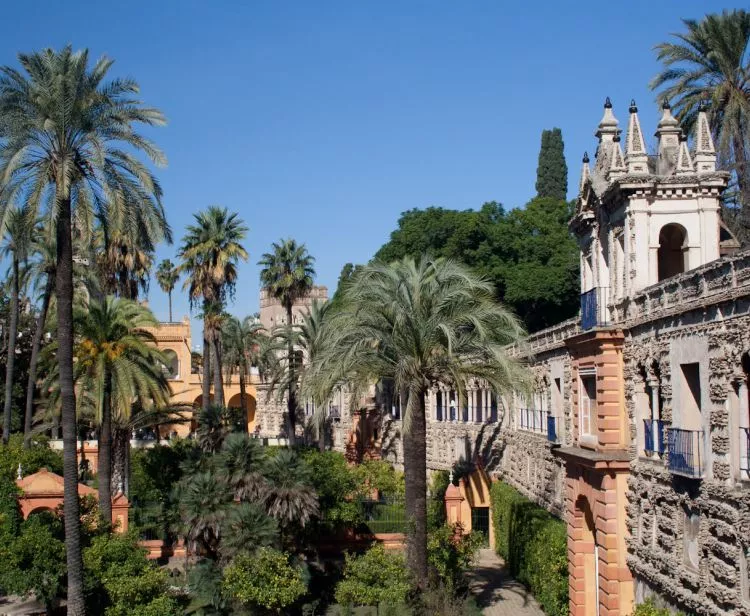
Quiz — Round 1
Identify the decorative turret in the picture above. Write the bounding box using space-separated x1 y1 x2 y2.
579 151 591 194
675 134 694 176
593 97 620 176
655 101 681 175
625 100 649 175
694 103 717 173
609 136 626 180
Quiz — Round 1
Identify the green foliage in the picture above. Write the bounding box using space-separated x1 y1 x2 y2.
0 514 66 608
0 433 63 480
629 598 685 616
427 471 450 531
535 128 568 201
490 481 568 616
0 476 21 536
83 532 179 615
303 449 360 529
223 546 306 612
334 545 411 607
427 524 483 590
373 200 579 332
353 459 405 499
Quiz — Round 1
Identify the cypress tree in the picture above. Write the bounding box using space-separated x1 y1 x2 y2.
535 128 568 201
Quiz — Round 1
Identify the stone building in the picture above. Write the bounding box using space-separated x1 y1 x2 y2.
335 99 750 616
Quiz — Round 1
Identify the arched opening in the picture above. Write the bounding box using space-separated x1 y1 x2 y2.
575 496 599 616
161 349 180 380
657 223 688 281
226 393 257 433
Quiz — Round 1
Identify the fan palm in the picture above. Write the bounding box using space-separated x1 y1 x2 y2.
262 448 319 532
73 297 170 524
156 258 179 322
1 207 35 444
0 46 168 613
222 315 267 432
651 10 750 224
175 470 231 560
216 432 268 501
305 256 528 584
219 502 279 561
258 239 315 443
96 231 154 300
195 404 240 454
178 207 248 408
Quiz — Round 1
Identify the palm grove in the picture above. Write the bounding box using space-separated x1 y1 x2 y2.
0 8 747 614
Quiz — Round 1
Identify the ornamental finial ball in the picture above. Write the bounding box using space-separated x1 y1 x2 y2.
604 97 612 109
583 152 590 163
629 99 638 113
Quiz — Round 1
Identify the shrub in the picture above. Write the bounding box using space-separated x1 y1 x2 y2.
223 546 306 612
629 598 685 616
302 449 360 529
334 545 410 607
0 434 63 480
427 524 483 590
490 480 568 616
353 460 405 498
427 470 450 531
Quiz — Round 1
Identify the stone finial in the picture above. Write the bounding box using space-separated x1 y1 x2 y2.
16 463 22 481
675 134 695 176
449 470 454 484
609 137 627 180
579 151 591 194
655 102 681 175
694 106 716 173
594 99 620 179
625 100 649 175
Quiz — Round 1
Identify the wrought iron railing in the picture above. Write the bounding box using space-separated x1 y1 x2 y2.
358 496 406 534
667 428 704 478
581 286 610 330
643 419 665 456
547 415 559 443
740 427 750 476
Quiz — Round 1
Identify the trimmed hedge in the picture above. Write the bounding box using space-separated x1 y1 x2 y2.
490 481 568 616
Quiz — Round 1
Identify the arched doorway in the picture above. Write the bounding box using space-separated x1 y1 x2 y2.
227 393 257 433
657 223 687 281
575 495 599 616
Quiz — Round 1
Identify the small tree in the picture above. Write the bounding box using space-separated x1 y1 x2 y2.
535 128 568 201
155 259 179 322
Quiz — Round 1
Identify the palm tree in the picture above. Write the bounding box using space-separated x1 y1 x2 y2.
1 208 34 444
0 47 168 613
258 239 315 444
651 10 750 226
222 315 266 432
73 296 170 524
216 432 268 501
219 502 278 561
305 256 528 585
96 231 154 301
156 259 179 322
176 470 231 560
262 448 319 533
178 207 248 408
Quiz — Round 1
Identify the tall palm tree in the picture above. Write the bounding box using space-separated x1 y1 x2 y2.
178 207 248 408
156 258 179 322
651 10 750 225
1 208 34 444
0 47 168 613
222 315 266 432
73 296 170 524
96 231 154 300
258 239 315 444
305 256 528 585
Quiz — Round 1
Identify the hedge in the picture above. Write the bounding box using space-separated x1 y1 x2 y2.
490 481 568 616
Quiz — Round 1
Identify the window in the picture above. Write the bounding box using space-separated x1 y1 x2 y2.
680 363 702 430
161 349 179 380
579 372 596 439
682 507 700 570
657 223 687 281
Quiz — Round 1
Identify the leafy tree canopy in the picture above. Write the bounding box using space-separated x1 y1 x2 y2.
373 198 579 332
535 128 568 201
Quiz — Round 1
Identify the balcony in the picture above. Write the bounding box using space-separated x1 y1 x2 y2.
581 286 610 330
667 428 704 478
643 419 665 456
741 427 750 477
518 408 548 435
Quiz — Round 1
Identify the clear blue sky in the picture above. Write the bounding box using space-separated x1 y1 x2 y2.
0 0 729 345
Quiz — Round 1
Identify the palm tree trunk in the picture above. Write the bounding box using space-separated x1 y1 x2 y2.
111 427 130 498
404 389 428 587
56 193 86 616
734 134 750 235
23 273 54 447
2 256 20 445
97 368 113 527
202 324 211 412
286 304 296 445
168 289 173 322
211 331 224 407
239 363 248 434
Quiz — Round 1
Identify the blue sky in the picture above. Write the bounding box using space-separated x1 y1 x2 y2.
0 0 729 345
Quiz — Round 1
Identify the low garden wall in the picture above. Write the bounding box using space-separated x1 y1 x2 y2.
490 480 568 616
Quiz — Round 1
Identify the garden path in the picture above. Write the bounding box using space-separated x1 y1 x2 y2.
467 549 545 616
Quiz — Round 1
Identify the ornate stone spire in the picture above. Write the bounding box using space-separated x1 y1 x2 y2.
694 103 716 173
675 133 694 176
625 99 649 175
609 137 627 180
579 151 591 194
655 100 681 175
594 97 620 177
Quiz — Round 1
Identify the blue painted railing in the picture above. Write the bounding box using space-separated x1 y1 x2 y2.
667 428 703 478
741 427 750 475
581 287 609 330
547 416 558 443
643 419 665 456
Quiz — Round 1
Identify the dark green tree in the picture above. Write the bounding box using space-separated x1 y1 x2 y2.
535 128 568 201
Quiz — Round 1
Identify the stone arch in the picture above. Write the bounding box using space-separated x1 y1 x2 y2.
573 495 599 616
226 393 257 433
27 506 55 518
161 348 180 380
657 223 688 281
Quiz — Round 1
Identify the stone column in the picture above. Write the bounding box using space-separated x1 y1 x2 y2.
648 378 660 456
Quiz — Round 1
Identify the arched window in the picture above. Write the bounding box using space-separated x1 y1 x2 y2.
161 349 179 380
657 223 688 281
